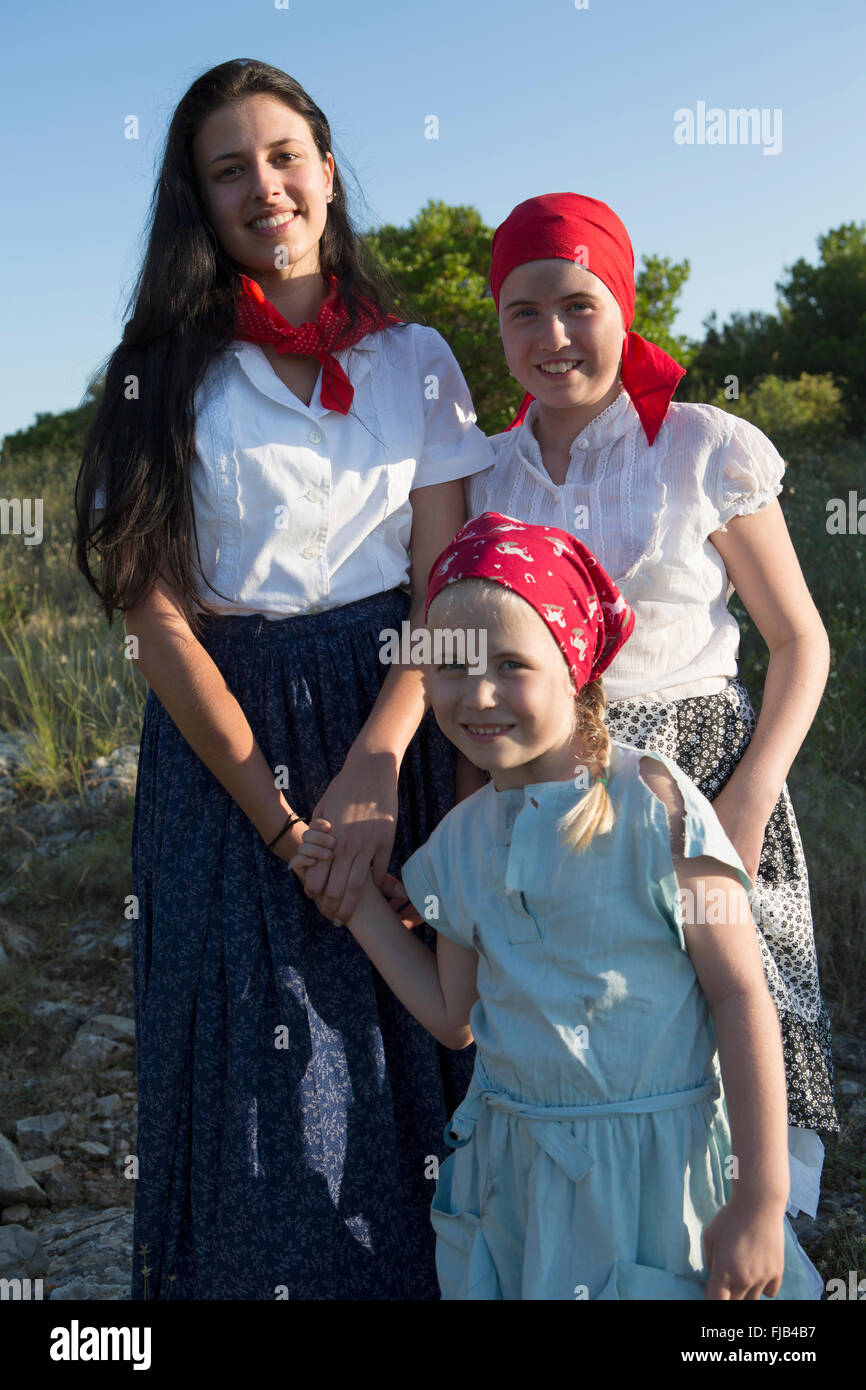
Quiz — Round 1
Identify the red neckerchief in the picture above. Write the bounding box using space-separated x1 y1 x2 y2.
234 273 400 413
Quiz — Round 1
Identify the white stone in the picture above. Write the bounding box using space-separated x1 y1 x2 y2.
2 1204 31 1224
93 1094 122 1118
13 1112 68 1145
22 1155 64 1178
0 1224 48 1277
77 1141 111 1158
0 1133 48 1207
85 1015 136 1043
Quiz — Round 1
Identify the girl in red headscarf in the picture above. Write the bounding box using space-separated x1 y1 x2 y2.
465 193 836 1232
292 511 818 1300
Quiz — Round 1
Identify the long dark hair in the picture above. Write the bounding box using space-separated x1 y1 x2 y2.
75 58 406 629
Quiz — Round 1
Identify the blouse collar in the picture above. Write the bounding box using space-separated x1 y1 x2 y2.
515 387 636 481
230 338 376 417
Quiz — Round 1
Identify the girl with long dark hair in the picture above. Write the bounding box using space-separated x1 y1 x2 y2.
75 58 492 1299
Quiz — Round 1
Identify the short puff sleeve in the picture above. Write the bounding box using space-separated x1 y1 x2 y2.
642 752 754 954
400 813 474 949
710 414 785 532
408 326 494 490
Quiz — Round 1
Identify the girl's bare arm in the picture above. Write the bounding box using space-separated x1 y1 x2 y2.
641 757 789 1297
301 476 469 920
124 576 303 859
710 501 830 875
640 760 790 1209
335 477 468 771
293 822 478 1049
679 857 791 1211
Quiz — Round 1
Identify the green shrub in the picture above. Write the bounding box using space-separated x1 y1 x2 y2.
711 372 846 453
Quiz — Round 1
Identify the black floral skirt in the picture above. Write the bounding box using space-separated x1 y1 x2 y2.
129 587 475 1299
605 677 838 1136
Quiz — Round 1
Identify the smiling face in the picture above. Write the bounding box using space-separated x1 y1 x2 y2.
427 581 580 790
192 93 334 278
498 258 627 423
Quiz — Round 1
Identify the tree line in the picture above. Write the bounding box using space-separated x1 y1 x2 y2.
3 202 863 458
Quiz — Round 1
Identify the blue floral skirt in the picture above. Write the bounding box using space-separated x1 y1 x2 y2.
129 588 475 1300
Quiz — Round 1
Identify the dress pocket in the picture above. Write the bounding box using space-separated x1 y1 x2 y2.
597 1258 707 1300
430 1152 501 1299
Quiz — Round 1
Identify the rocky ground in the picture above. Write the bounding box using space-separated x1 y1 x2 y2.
0 735 138 1299
0 730 863 1300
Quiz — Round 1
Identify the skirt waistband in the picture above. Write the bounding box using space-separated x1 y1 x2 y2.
607 677 748 713
194 586 411 647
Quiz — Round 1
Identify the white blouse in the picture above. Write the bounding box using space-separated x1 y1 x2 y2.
186 323 495 617
91 324 494 616
468 389 785 702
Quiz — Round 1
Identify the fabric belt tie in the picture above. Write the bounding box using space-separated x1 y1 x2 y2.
444 1065 721 1185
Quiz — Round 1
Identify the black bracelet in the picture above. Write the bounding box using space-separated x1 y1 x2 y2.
265 813 303 853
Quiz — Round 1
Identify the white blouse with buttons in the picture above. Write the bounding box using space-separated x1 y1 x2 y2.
179 322 493 617
468 389 786 702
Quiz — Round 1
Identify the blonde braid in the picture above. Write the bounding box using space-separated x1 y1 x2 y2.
556 678 615 852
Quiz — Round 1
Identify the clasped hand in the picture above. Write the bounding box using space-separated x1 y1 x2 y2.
288 751 422 926
292 818 423 929
290 750 395 923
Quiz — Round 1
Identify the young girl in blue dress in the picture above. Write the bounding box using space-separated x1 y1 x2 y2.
74 58 493 1299
466 193 837 1223
292 510 820 1300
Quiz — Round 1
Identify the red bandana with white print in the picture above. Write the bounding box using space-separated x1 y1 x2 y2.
426 511 635 689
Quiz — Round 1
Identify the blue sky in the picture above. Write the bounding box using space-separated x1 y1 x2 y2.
1 0 863 441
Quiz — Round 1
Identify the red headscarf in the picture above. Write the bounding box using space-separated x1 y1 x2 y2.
426 511 634 689
234 273 399 413
489 193 686 445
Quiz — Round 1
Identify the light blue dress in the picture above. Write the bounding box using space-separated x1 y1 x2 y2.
400 741 820 1300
